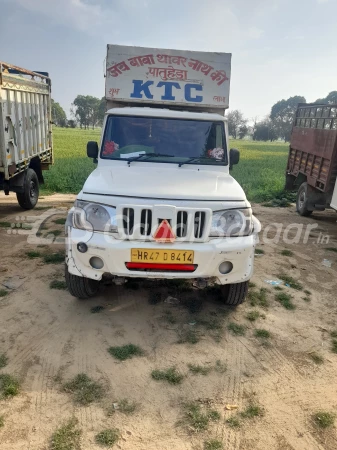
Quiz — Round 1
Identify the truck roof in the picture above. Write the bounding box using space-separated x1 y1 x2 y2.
105 107 226 122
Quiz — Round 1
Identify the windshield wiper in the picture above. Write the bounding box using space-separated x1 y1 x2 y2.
127 153 174 165
178 157 202 167
178 156 225 167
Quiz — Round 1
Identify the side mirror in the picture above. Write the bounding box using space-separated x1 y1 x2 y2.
229 148 240 169
87 141 98 161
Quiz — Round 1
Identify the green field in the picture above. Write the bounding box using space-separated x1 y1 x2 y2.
43 128 289 203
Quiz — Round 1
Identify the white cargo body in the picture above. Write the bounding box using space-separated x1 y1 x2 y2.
0 62 52 209
106 45 231 111
65 44 261 307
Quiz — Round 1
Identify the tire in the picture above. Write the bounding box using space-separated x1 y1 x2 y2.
221 281 249 306
296 182 313 217
65 264 100 299
16 168 39 210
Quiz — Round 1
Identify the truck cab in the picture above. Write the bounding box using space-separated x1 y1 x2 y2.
65 45 261 305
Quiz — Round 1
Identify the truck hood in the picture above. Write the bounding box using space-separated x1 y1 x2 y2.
81 165 246 201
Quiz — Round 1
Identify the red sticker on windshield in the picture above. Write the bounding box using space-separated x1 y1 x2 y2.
103 141 119 155
208 148 224 159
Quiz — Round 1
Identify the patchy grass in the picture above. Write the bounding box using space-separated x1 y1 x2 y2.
274 286 283 291
275 292 296 310
240 403 264 419
277 274 303 291
245 310 260 322
254 329 271 339
304 289 312 296
0 221 11 228
326 247 337 253
302 296 311 302
204 439 224 450
95 429 120 447
0 374 20 399
313 411 335 429
117 398 138 415
108 344 144 361
309 352 324 365
0 289 8 297
248 288 268 308
0 354 8 369
226 416 241 428
214 360 227 374
228 323 246 336
331 340 337 354
63 373 104 405
198 313 223 331
181 402 220 432
249 281 256 288
50 418 81 450
26 250 41 259
151 367 184 385
330 330 337 338
90 305 105 313
177 329 200 345
0 415 4 428
188 363 212 376
255 248 265 255
280 249 294 257
44 252 64 264
50 280 67 290
54 218 66 225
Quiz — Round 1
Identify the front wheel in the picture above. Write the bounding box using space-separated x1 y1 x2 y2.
16 168 39 210
296 182 313 217
65 265 100 299
221 281 249 306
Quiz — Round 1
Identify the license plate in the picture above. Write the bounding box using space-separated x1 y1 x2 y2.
131 249 194 264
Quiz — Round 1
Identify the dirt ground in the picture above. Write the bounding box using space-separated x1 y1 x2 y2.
0 194 337 450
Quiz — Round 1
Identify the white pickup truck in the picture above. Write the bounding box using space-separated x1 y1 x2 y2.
65 45 261 305
0 62 53 209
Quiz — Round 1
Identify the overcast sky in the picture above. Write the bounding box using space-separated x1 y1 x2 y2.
1 0 336 120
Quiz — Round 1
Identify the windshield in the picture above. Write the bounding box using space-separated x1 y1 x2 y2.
101 115 228 165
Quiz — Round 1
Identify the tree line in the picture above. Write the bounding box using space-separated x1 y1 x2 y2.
51 96 106 129
228 90 337 142
52 90 337 142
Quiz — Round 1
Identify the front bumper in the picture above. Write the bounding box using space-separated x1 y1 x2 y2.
66 227 259 285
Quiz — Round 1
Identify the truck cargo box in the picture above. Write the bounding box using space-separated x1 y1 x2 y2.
105 45 231 114
287 103 337 194
0 61 53 209
0 62 52 180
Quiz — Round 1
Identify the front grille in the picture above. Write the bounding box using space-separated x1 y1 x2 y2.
118 205 210 241
140 209 152 236
123 208 134 235
176 211 188 238
194 211 206 238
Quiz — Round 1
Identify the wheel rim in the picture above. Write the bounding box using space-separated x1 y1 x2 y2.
298 189 306 209
29 181 37 200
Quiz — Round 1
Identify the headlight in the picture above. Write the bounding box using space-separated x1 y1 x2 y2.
210 208 252 237
73 200 117 232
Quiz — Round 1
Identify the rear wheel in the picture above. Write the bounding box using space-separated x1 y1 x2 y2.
221 281 249 306
296 182 313 217
65 265 100 299
16 168 39 210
